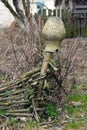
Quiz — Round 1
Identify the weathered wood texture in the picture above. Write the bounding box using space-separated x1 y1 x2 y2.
0 67 45 117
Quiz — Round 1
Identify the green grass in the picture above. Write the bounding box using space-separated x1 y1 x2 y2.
76 84 87 92
66 119 87 129
64 84 87 129
68 93 87 103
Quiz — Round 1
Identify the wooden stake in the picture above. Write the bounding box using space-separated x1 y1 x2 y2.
41 52 51 75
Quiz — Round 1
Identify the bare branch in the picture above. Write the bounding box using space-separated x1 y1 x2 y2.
1 0 19 19
1 0 30 32
13 0 25 23
22 0 30 19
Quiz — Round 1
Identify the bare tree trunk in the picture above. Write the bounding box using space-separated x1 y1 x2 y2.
1 0 19 19
1 0 31 33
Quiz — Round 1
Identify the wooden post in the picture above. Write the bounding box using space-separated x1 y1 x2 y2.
41 52 51 75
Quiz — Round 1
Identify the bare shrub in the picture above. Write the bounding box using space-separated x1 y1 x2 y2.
0 24 43 80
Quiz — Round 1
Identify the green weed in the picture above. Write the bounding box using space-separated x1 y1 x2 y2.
0 109 6 115
45 103 58 117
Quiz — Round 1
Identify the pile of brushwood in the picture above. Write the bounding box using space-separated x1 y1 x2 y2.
0 67 55 111
0 39 78 122
0 59 66 120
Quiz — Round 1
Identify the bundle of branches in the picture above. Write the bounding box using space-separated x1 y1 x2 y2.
0 38 79 119
0 66 59 120
0 67 44 117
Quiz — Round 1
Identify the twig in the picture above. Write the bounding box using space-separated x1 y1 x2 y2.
32 99 39 122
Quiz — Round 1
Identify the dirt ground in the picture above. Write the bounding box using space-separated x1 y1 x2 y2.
0 28 87 85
